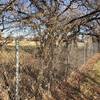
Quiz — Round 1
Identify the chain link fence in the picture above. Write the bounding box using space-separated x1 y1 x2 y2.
0 37 99 100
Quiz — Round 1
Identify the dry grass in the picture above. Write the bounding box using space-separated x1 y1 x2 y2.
7 40 39 47
80 53 100 72
0 46 36 65
0 46 100 100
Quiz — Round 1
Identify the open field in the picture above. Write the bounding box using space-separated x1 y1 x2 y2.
7 39 39 47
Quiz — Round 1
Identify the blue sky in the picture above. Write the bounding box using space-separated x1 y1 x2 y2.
0 0 33 37
0 0 90 37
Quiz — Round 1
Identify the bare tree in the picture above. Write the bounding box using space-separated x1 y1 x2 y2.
0 0 100 99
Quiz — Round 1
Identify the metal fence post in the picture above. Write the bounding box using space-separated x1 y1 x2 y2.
15 38 20 100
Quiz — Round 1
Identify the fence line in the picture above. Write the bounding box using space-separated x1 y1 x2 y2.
0 37 99 99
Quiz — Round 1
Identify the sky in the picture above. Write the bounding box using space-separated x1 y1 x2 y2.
0 0 92 38
0 0 34 37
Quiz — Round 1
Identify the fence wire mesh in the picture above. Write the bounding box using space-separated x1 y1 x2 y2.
0 37 100 100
